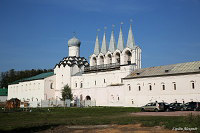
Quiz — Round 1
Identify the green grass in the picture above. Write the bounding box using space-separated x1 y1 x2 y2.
0 107 199 132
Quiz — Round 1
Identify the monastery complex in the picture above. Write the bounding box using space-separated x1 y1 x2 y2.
8 23 200 107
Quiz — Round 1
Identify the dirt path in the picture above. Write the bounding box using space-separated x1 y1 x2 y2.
130 111 200 116
39 111 199 132
39 124 179 133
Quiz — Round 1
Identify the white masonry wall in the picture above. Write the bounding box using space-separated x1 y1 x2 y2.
69 46 80 57
8 79 45 102
71 65 134 106
44 75 56 100
123 73 200 107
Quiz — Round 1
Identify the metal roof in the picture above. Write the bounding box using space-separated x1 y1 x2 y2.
55 56 89 68
10 72 54 85
0 88 8 96
124 61 200 79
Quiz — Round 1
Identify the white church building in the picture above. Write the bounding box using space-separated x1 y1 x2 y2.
8 23 200 107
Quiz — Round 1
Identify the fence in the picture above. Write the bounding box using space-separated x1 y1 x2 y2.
75 99 96 107
23 99 96 108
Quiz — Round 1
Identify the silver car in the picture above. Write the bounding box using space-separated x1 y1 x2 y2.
141 102 169 112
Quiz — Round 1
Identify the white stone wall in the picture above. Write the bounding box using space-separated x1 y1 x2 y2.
44 75 56 100
123 73 200 107
54 64 83 99
72 85 125 106
69 46 80 57
8 79 45 102
54 65 71 99
71 65 135 106
71 65 134 90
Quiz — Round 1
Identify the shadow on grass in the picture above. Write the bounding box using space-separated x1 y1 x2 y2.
0 124 59 133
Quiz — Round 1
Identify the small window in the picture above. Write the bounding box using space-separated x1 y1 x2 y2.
95 81 96 85
138 86 141 91
192 82 195 89
75 82 77 87
174 84 176 90
118 97 119 101
162 85 165 90
50 83 53 89
80 82 83 88
149 85 152 91
104 79 106 83
129 86 131 91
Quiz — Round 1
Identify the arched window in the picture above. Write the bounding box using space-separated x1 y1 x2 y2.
128 84 131 91
173 83 176 90
107 54 112 64
80 82 83 88
124 50 132 64
99 55 104 65
162 84 165 90
50 83 53 89
92 57 97 66
149 85 152 91
86 95 91 100
192 82 195 89
115 52 120 64
191 81 195 89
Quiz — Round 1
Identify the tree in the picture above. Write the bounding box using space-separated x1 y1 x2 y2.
61 84 73 101
0 69 53 88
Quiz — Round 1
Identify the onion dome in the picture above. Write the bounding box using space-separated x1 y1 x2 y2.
68 37 81 47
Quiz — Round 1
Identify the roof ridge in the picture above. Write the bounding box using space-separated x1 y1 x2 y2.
140 60 200 70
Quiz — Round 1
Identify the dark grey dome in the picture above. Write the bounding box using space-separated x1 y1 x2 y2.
68 37 81 47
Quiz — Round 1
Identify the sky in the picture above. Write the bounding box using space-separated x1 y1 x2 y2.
0 0 200 72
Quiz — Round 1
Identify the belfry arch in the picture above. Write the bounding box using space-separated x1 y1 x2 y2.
99 55 104 65
105 54 112 64
114 52 121 64
124 50 132 65
91 57 97 66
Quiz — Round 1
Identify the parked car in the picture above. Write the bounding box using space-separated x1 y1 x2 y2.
168 102 183 111
182 102 200 111
141 102 169 112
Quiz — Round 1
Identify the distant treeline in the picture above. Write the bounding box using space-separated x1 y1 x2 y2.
0 69 53 88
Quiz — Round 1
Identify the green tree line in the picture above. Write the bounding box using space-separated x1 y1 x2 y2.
0 69 53 88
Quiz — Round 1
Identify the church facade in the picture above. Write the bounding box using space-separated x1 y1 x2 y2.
8 23 200 107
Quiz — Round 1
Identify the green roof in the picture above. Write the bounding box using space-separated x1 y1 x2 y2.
10 72 54 85
0 88 8 96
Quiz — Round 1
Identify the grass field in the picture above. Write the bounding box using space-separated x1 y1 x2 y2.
0 107 199 132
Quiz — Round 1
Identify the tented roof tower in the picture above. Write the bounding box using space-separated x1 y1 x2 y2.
108 26 116 52
126 22 136 49
117 23 124 51
101 29 108 54
93 31 100 55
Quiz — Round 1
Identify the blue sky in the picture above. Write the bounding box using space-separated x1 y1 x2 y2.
0 0 200 72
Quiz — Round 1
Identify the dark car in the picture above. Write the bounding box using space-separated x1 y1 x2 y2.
141 102 169 112
168 102 183 111
183 102 200 111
